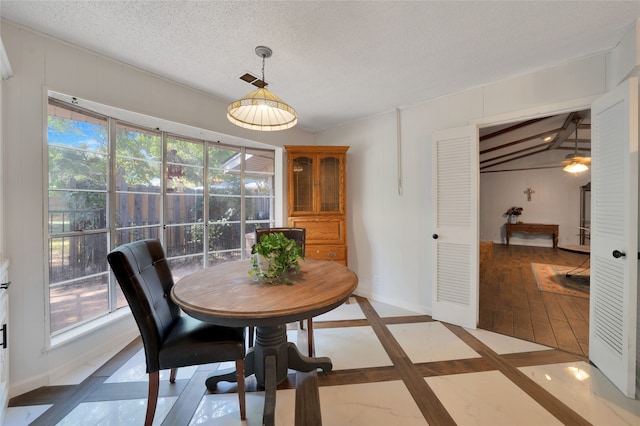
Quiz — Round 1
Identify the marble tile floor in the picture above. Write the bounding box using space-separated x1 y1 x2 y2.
7 297 640 425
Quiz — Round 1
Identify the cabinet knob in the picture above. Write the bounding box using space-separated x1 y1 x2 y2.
328 252 336 257
432 234 439 239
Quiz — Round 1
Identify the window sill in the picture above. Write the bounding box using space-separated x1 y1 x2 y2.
48 307 133 351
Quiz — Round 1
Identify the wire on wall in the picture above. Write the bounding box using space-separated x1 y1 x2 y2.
397 108 403 196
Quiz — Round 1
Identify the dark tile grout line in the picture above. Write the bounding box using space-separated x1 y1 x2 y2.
355 296 592 426
13 300 431 423
160 370 210 426
10 297 594 425
444 322 593 426
19 338 144 426
356 296 457 426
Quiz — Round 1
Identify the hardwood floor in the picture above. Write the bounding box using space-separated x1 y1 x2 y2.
479 243 590 356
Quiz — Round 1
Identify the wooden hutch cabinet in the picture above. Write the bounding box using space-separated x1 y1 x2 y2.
284 146 349 266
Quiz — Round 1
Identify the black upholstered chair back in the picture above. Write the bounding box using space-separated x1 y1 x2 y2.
107 239 179 373
255 227 306 257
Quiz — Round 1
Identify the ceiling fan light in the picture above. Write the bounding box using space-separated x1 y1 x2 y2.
227 87 297 131
563 162 589 173
562 117 590 173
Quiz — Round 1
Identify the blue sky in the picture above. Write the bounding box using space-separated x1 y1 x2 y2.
48 119 106 151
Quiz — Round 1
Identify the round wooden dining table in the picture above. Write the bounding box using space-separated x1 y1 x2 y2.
171 257 358 403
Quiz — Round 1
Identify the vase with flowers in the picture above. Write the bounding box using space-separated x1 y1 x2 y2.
504 206 523 224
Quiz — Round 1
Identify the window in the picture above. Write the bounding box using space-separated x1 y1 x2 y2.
47 96 275 336
163 135 205 279
244 148 276 251
48 101 111 334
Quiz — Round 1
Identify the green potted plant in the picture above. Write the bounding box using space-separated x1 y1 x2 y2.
249 232 303 284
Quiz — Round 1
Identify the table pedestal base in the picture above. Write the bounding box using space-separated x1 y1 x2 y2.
205 324 332 426
205 324 332 390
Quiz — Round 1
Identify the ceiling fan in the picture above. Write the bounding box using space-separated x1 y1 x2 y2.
562 118 591 173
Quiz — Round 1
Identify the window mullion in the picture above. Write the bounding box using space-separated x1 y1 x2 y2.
108 117 117 311
240 147 247 259
161 131 168 247
203 141 210 268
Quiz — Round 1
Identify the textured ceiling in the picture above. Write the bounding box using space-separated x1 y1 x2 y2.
1 1 639 133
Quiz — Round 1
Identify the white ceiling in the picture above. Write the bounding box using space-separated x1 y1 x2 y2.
1 1 639 133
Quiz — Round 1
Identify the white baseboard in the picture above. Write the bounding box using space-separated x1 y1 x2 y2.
353 289 431 316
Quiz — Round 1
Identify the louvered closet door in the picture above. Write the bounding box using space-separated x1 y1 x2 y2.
431 125 479 329
589 76 638 398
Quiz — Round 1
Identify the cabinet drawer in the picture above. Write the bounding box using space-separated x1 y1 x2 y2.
306 245 346 262
288 217 345 244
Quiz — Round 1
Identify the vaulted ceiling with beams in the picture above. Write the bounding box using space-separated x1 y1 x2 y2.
480 110 591 173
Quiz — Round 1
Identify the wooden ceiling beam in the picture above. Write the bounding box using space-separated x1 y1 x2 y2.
480 128 561 155
557 145 591 152
546 112 580 150
480 164 562 173
480 142 550 165
479 117 547 142
480 147 551 170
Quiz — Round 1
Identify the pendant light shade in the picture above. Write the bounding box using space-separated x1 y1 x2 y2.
227 87 297 131
227 46 297 131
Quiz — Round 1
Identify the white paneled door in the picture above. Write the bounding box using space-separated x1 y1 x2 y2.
589 76 639 398
431 125 479 329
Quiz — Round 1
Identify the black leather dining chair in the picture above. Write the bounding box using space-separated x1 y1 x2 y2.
251 227 315 355
107 239 246 425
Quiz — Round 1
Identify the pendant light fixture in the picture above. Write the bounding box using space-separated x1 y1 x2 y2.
227 46 297 131
562 118 590 173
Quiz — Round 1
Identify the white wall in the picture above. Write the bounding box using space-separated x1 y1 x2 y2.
2 17 638 398
0 21 313 398
480 169 591 246
0 42 6 261
315 54 613 315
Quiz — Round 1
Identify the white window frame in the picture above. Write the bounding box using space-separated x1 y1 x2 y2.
46 93 277 346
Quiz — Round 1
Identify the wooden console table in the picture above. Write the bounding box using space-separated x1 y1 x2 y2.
506 223 559 248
